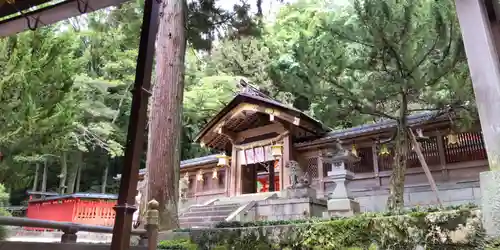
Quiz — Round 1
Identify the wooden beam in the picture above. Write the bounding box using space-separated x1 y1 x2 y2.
0 0 129 37
210 102 321 139
217 127 237 143
409 129 443 208
236 123 286 142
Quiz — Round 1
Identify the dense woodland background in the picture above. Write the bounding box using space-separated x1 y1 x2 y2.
0 0 476 208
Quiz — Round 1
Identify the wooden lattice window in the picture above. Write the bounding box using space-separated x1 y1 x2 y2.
306 157 319 180
346 147 374 173
444 132 487 163
202 173 211 191
378 137 439 171
407 137 440 168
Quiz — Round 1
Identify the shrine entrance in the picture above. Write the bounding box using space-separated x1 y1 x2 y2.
241 160 280 194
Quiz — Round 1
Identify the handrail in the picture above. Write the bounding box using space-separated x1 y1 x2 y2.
0 199 160 249
0 216 146 236
225 193 278 222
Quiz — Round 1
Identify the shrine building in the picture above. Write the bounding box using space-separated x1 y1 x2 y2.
137 81 487 227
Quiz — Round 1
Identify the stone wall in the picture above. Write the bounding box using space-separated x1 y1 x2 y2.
253 197 326 221
350 180 480 212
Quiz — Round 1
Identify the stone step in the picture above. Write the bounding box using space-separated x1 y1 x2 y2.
214 192 278 205
181 209 235 218
179 215 227 223
179 221 213 229
187 204 240 213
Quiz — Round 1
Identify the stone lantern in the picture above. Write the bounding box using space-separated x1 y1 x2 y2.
321 142 361 218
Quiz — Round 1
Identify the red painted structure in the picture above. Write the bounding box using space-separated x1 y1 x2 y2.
26 193 118 230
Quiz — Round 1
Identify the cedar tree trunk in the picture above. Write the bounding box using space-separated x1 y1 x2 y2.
32 163 39 191
147 0 187 231
59 152 68 194
66 152 81 194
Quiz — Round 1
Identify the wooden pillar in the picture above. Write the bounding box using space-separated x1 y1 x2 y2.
281 135 292 190
372 144 381 186
317 153 325 196
194 171 199 201
455 0 500 170
230 146 238 196
268 161 275 192
436 134 449 181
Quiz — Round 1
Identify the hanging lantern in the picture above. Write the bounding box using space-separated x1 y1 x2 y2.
446 132 459 145
379 144 390 156
196 170 204 182
351 144 358 157
216 153 231 167
212 167 218 179
271 144 283 158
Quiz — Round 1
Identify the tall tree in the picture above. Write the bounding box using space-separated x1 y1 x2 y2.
273 0 474 210
147 0 188 230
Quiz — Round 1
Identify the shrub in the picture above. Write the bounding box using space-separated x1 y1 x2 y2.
188 208 484 250
158 238 198 250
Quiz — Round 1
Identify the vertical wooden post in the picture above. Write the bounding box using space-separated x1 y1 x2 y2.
371 144 381 186
436 133 449 181
145 199 159 250
230 146 238 196
455 0 500 170
194 171 199 202
110 0 159 248
317 153 325 197
409 129 443 208
268 161 275 192
282 135 292 190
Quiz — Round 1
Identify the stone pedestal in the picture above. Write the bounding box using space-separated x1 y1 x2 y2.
323 169 360 218
480 170 500 236
324 198 360 217
285 187 317 199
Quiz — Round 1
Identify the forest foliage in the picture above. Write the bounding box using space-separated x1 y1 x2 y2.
0 0 475 210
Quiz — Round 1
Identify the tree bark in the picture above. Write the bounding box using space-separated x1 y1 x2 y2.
386 92 409 211
59 152 68 194
386 124 409 211
41 159 48 193
75 163 82 192
147 0 187 231
66 152 81 194
32 163 39 192
101 162 109 194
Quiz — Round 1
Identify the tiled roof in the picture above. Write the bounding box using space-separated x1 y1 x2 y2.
138 154 219 176
295 112 441 146
28 193 118 202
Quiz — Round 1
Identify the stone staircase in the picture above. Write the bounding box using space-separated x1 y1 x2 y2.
179 203 240 228
179 192 278 228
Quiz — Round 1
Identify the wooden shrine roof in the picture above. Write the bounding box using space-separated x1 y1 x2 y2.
0 0 129 37
195 80 331 151
295 111 450 148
